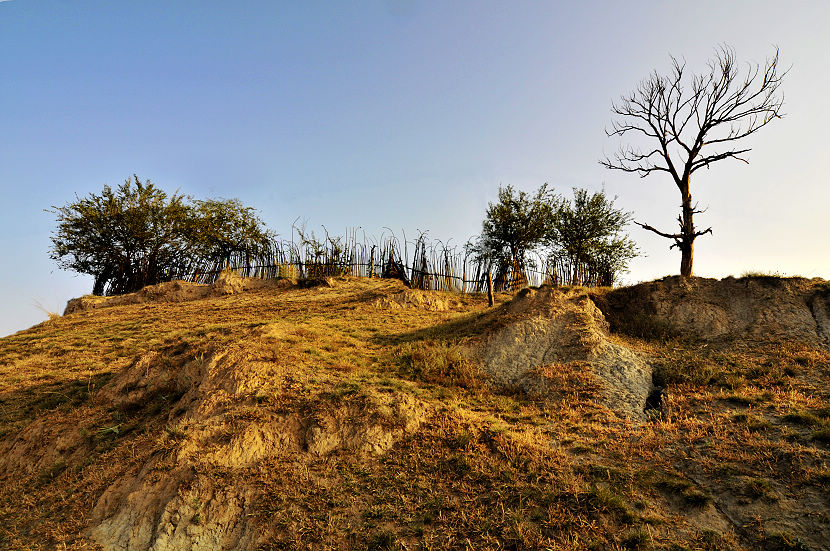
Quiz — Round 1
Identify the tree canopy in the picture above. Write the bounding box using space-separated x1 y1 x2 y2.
471 184 637 288
470 184 557 289
550 188 638 286
49 176 274 295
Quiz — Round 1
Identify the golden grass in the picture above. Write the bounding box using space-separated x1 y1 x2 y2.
0 277 828 549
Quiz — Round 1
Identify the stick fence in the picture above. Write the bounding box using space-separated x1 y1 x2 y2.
154 229 615 295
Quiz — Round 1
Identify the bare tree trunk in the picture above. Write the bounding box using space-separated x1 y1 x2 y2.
680 240 694 277
680 185 695 277
92 272 108 296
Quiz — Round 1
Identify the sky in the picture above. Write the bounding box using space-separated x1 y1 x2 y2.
1 1 828 337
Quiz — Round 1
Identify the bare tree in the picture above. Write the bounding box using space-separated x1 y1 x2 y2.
602 46 785 277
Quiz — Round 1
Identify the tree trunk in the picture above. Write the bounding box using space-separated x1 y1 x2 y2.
92 272 108 296
510 251 526 290
679 239 694 277
679 183 695 277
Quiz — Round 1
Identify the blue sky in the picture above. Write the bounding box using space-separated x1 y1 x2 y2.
2 1 829 336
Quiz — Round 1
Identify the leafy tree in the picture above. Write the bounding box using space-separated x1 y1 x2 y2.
470 184 558 289
602 46 785 277
49 175 273 295
188 198 273 263
549 188 638 286
471 184 638 288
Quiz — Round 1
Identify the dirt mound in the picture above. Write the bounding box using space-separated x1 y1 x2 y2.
63 271 287 315
597 276 830 348
475 286 654 418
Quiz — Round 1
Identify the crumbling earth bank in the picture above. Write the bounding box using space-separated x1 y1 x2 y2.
476 286 654 419
597 275 830 348
63 270 282 315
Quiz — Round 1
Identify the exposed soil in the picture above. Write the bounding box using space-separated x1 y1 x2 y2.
63 271 285 315
372 288 460 311
84 345 429 550
475 286 653 419
595 275 830 349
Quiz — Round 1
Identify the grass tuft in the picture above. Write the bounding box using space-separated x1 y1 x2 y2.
762 531 811 550
811 427 830 444
397 341 485 389
622 527 652 549
782 411 822 427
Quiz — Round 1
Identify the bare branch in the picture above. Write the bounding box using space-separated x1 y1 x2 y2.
634 221 682 241
690 148 751 172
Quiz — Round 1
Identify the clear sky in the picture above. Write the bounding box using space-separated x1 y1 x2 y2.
2 1 828 336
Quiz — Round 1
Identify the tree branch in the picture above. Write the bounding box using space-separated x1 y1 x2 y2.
634 221 682 241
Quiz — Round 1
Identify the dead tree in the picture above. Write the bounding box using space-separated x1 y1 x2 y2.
602 46 785 277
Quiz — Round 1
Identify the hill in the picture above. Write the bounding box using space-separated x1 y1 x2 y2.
1 273 829 550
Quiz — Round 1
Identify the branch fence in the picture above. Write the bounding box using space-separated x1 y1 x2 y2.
156 229 614 295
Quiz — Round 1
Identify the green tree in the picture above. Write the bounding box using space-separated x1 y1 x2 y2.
49 175 273 295
549 188 638 286
188 198 273 264
472 184 638 289
470 184 558 289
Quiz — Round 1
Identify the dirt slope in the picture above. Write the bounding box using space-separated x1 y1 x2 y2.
476 286 653 419
1 274 829 550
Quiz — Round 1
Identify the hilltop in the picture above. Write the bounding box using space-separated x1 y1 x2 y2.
1 273 829 550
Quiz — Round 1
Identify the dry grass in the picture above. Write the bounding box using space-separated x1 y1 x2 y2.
0 277 828 550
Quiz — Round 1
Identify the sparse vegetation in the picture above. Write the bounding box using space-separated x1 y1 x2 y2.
740 270 785 279
762 531 811 551
397 341 484 389
783 410 822 427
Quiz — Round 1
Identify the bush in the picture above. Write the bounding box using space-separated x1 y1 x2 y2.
469 184 638 289
469 184 558 290
549 188 638 287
